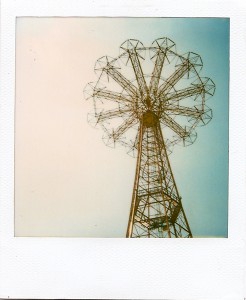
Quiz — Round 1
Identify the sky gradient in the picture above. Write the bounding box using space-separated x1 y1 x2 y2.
15 17 229 237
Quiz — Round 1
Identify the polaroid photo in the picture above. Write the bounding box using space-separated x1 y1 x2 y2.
0 0 245 299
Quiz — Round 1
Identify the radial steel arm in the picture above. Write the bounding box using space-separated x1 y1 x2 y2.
161 84 205 103
165 105 204 118
161 113 188 138
95 108 132 123
149 49 167 95
104 65 138 96
93 88 132 105
109 115 138 142
158 61 190 96
127 49 148 96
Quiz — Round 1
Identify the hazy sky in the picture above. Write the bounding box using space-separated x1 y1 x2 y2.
15 17 229 237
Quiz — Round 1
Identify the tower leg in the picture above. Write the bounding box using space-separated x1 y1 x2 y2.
126 116 192 238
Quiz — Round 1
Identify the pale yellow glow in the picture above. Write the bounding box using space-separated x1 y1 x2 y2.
15 18 136 237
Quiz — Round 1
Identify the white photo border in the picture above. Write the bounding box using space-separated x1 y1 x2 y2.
0 0 246 299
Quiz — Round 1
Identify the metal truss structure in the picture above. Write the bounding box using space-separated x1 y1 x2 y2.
84 37 215 238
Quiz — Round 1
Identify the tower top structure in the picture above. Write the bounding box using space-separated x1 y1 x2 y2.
84 37 215 237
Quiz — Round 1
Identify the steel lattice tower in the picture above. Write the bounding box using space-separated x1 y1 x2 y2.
84 37 215 238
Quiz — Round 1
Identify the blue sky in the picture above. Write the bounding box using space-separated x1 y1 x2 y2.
15 17 229 237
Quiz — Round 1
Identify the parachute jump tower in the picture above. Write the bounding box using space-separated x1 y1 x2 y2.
84 37 215 238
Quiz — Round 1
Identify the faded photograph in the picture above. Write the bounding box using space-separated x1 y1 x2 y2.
15 18 229 237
